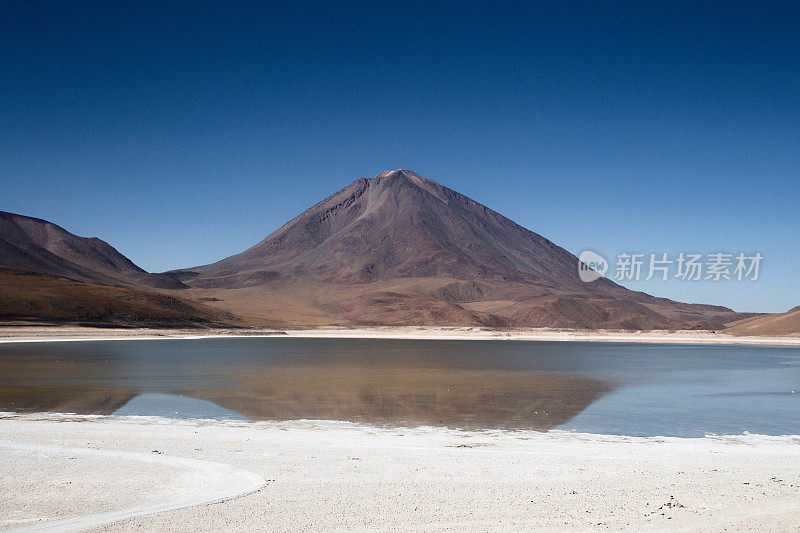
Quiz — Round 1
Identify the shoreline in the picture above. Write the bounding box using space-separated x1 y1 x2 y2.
2 412 799 531
1 324 799 346
4 410 800 441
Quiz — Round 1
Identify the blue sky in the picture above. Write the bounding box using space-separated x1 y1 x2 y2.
2 1 798 313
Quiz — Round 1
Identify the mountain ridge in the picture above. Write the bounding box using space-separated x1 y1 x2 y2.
0 171 764 330
0 211 238 327
171 170 747 329
0 211 185 289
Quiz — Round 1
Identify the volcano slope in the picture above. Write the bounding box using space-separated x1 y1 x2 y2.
171 170 745 329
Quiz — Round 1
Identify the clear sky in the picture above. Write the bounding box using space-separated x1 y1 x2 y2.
2 1 798 313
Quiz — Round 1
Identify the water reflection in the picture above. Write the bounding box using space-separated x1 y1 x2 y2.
0 338 609 429
187 366 608 429
0 385 135 415
0 337 798 436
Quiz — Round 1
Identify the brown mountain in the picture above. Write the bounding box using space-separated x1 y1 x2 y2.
0 212 238 327
173 169 746 329
0 211 185 289
726 306 800 337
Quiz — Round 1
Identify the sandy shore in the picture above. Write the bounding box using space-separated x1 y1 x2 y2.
1 413 799 532
1 325 799 346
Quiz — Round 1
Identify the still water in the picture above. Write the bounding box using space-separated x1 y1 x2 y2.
0 337 798 437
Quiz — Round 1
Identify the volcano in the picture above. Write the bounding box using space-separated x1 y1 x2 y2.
174 170 743 329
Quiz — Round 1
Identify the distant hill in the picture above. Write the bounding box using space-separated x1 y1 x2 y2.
727 306 800 337
0 211 239 327
0 211 185 289
172 169 747 329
